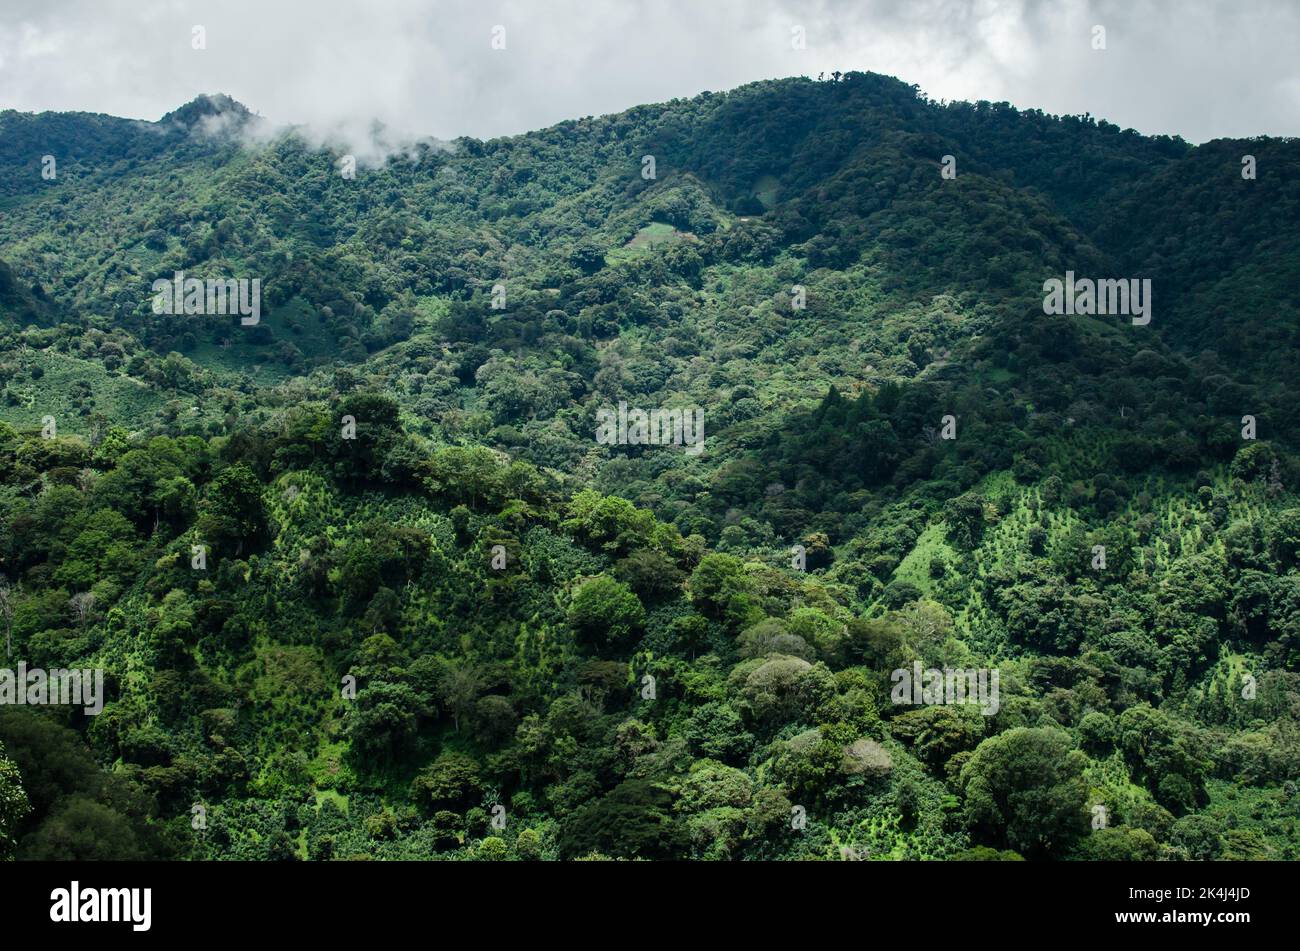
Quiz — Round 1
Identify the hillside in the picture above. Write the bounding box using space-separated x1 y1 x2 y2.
0 73 1297 862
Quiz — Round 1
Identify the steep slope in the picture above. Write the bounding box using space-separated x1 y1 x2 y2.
0 74 1298 863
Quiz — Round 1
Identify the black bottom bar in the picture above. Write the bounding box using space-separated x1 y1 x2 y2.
2 860 1280 937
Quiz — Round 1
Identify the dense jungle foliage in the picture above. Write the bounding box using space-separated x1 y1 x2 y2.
0 72 1298 861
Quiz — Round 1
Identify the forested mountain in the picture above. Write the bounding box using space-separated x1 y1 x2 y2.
0 72 1297 862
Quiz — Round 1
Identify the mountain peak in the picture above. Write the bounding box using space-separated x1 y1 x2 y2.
160 93 254 128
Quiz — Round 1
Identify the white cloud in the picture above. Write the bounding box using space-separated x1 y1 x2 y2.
0 0 1295 144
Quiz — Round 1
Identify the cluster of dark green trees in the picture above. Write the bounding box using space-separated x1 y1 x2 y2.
0 72 1297 860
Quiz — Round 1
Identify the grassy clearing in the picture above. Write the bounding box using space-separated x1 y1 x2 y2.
606 222 693 263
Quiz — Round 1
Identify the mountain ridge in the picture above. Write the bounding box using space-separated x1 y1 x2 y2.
0 70 1297 863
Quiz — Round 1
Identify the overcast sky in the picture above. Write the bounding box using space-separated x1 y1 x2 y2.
1 0 1296 147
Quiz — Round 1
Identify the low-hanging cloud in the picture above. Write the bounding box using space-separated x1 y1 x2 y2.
0 0 1296 149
